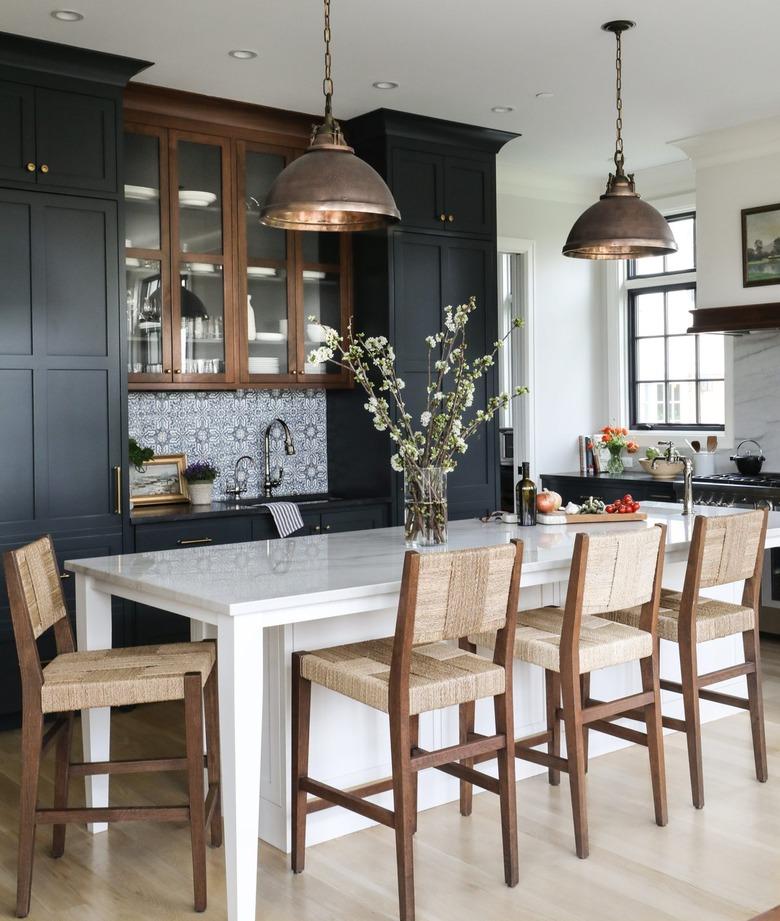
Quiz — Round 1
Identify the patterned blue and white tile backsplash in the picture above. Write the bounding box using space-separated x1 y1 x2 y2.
128 390 328 497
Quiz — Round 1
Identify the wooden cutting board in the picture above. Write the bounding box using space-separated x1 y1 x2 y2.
537 511 647 525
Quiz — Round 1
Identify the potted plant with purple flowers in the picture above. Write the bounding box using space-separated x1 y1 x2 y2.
184 460 220 506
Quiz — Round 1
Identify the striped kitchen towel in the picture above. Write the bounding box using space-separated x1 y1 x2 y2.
261 502 304 538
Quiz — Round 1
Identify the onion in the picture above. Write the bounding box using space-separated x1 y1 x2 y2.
536 490 562 513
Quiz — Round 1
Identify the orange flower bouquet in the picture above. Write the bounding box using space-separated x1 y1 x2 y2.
599 425 638 475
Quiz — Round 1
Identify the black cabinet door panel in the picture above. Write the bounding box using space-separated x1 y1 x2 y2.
444 156 493 236
393 232 444 373
134 517 252 552
391 148 445 231
321 504 388 533
0 371 34 525
34 89 116 193
0 198 33 355
0 81 34 184
42 203 110 357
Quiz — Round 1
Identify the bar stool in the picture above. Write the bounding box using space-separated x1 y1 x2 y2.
466 525 668 859
594 509 768 808
3 536 222 917
291 541 523 921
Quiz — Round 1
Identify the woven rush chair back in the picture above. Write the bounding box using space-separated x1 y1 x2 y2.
405 543 520 645
579 526 664 616
696 510 766 589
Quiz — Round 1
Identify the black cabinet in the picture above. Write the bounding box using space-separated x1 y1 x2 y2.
0 80 116 193
328 109 516 524
391 146 493 236
540 473 677 505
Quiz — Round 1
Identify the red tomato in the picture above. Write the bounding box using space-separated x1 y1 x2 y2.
623 494 633 502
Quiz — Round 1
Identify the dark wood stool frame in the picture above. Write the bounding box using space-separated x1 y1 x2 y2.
291 540 524 921
3 536 222 918
461 525 669 859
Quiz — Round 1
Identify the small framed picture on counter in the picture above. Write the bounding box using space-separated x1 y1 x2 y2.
742 202 780 286
129 454 189 507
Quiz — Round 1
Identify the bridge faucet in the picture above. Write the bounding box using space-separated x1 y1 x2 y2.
224 455 255 500
263 419 296 498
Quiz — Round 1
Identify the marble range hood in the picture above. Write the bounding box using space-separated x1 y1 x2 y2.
688 301 780 334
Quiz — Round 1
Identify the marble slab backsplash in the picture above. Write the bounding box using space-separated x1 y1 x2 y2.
128 390 328 497
734 331 780 467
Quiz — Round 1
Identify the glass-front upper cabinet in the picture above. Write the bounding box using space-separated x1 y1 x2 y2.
171 132 233 383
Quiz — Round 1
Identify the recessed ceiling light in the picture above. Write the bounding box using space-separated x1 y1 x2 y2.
491 105 514 114
229 49 258 60
535 92 554 100
372 81 399 90
50 9 83 21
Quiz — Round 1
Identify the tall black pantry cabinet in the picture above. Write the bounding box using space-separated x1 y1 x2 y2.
326 110 517 523
0 33 150 725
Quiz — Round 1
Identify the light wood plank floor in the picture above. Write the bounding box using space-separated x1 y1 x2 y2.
0 639 778 921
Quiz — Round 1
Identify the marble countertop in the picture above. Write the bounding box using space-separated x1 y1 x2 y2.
67 503 780 618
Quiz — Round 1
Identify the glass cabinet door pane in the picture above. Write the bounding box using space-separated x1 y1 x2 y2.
177 141 223 255
302 232 339 265
127 258 163 374
245 151 286 261
247 268 288 375
124 133 161 250
180 262 225 374
303 270 340 374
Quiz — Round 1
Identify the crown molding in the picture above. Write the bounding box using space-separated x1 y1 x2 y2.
671 116 780 169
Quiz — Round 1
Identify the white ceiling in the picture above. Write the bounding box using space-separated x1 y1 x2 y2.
6 0 780 181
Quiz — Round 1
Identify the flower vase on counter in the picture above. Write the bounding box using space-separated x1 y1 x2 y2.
303 296 529 547
404 467 447 546
598 425 639 477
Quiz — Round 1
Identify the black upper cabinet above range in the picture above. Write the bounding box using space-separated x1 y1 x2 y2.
391 146 493 236
0 80 116 193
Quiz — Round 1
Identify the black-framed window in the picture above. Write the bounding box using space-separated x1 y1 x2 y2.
628 212 696 279
628 282 725 430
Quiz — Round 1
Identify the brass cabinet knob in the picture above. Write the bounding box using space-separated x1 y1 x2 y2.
25 162 36 172
40 164 49 174
447 214 454 222
314 524 321 532
324 524 331 532
164 368 172 374
439 213 446 222
174 368 182 374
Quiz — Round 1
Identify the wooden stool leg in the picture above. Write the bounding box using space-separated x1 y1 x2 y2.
458 700 476 815
678 637 705 808
16 708 43 918
291 652 311 874
184 673 207 913
410 714 419 833
51 712 74 858
390 712 416 921
742 626 768 783
640 653 668 827
580 673 591 774
203 663 223 847
494 691 519 887
561 674 589 859
545 670 561 786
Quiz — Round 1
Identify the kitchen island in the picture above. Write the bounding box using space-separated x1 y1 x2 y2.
66 503 780 921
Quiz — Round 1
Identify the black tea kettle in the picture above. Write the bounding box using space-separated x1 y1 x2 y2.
730 439 766 476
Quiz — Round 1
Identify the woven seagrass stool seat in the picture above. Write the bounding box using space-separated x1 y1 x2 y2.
3 535 223 918
595 510 769 809
292 541 524 921
465 525 669 861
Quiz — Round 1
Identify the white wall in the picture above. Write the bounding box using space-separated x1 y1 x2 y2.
496 181 605 476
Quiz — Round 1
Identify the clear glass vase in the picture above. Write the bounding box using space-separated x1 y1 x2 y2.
607 446 625 476
404 467 448 546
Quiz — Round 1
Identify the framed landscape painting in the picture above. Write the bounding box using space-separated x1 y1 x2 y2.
129 453 189 506
742 203 780 286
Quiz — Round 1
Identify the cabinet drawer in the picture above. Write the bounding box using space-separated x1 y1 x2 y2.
134 517 252 552
321 504 388 534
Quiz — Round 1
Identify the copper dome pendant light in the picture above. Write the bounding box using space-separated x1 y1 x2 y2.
260 0 400 232
562 20 677 259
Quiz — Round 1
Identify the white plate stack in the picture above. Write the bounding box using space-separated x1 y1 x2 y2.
248 356 281 374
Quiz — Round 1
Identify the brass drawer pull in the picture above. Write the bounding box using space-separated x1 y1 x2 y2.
113 466 122 515
26 162 36 172
177 537 213 546
40 164 49 174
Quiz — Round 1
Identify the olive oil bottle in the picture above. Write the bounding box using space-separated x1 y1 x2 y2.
516 461 537 526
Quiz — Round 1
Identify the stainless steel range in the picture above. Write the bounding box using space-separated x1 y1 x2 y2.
676 473 780 634
673 473 780 510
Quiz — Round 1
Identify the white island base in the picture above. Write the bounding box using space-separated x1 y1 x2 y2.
192 522 753 853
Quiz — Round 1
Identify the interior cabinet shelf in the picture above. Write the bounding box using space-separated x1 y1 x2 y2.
124 91 352 391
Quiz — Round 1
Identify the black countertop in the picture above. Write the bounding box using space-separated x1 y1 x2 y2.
130 494 391 525
541 470 683 485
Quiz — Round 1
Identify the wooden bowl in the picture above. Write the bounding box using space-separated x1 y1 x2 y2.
639 457 685 479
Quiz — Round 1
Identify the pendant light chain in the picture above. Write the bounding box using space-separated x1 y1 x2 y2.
323 0 334 118
613 28 625 173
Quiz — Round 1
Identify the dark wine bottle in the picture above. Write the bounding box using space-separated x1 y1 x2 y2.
516 461 537 526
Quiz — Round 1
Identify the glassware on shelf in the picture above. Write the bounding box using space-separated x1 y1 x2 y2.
126 258 163 375
179 262 225 374
246 268 288 375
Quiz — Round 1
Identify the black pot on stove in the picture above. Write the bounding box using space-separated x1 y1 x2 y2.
730 439 766 476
